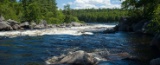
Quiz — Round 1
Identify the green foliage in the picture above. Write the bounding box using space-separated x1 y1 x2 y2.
70 9 127 22
148 4 160 33
0 0 65 24
122 0 160 33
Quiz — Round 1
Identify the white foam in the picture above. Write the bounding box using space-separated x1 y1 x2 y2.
0 24 116 37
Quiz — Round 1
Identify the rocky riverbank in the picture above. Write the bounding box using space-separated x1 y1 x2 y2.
115 17 160 65
0 16 87 31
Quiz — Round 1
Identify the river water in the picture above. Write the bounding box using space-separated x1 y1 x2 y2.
0 24 157 65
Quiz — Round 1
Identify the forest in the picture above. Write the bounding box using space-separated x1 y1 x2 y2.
0 0 127 24
70 8 127 22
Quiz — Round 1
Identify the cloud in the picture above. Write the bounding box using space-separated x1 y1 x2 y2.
65 0 124 9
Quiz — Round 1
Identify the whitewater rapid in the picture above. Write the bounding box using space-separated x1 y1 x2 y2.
0 24 116 37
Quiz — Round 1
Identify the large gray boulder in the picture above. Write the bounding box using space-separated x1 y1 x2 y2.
7 19 20 30
0 22 13 31
46 50 98 65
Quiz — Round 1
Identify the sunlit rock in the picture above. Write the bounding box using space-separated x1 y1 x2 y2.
46 50 109 65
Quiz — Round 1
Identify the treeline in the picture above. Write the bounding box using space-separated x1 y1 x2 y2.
122 0 160 33
0 0 66 24
0 0 128 24
70 9 128 22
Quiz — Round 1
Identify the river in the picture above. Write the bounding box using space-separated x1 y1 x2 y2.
0 23 157 65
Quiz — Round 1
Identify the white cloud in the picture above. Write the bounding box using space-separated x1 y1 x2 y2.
65 0 125 9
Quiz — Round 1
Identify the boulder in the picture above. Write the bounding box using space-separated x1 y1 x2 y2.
30 22 37 29
118 17 132 32
7 19 20 30
69 22 84 27
150 33 160 50
103 28 116 33
46 50 98 65
150 58 160 65
7 19 19 25
39 20 47 27
34 20 47 29
20 22 30 29
0 15 5 22
133 20 146 33
132 20 150 33
0 22 13 31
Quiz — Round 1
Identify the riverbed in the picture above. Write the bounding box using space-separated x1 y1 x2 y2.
0 23 156 65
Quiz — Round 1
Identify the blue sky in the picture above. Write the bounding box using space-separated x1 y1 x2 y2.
56 0 124 9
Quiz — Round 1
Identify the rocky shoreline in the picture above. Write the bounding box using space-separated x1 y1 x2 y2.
0 18 86 31
115 17 160 65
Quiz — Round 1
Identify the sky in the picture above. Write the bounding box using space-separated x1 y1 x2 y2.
56 0 125 9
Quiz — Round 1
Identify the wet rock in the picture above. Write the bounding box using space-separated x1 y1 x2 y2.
47 50 106 65
117 18 133 32
103 28 116 33
20 22 30 29
0 22 13 31
150 58 160 65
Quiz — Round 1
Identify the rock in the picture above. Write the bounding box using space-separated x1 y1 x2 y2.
59 50 97 65
30 22 37 29
46 50 98 65
20 22 30 29
0 15 5 22
132 20 150 33
103 28 116 33
34 24 45 29
117 17 132 32
133 20 145 33
39 20 47 27
150 33 160 51
7 19 19 25
12 24 20 30
34 20 47 29
150 58 160 65
7 19 20 30
69 22 84 27
0 22 13 31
